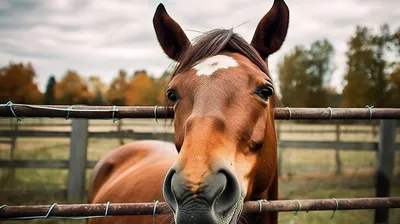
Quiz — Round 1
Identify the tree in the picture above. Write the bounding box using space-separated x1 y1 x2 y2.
387 66 400 107
44 75 56 104
93 90 104 105
0 62 42 104
156 71 172 105
341 26 375 107
106 69 128 105
55 70 91 104
342 24 399 107
88 75 106 105
125 70 154 106
393 27 400 55
278 46 309 107
305 39 335 107
369 24 393 107
277 39 335 107
387 26 400 107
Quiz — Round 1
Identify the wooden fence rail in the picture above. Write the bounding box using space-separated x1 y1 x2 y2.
1 104 400 120
1 119 399 224
1 197 399 220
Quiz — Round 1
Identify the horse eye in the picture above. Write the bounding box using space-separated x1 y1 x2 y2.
166 89 179 103
250 142 263 151
256 84 273 101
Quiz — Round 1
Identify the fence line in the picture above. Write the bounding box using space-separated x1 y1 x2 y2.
1 197 399 220
1 103 400 120
0 109 399 223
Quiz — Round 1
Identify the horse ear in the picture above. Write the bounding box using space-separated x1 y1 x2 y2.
251 0 289 59
153 4 191 61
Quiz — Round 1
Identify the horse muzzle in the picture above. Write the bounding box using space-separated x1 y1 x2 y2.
163 166 242 224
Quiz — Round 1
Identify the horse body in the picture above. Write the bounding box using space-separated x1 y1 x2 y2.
88 140 177 224
89 0 289 223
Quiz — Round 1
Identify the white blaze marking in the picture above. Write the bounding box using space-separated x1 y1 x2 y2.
193 55 238 76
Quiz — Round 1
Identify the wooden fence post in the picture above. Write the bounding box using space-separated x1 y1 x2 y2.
335 123 342 176
277 121 284 177
7 120 18 183
117 120 124 145
67 119 89 203
375 119 397 224
10 121 18 159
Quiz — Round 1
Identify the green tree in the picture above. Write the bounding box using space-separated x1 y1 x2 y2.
277 39 335 107
278 46 309 107
305 39 335 107
387 66 400 107
44 75 56 104
342 24 399 107
387 27 400 107
369 24 393 107
341 26 375 107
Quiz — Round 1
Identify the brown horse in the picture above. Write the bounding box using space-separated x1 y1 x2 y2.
88 0 289 223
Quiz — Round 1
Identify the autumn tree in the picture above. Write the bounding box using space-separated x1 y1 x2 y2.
44 75 56 104
0 62 42 104
278 39 335 107
342 24 399 107
125 70 154 106
93 90 104 105
156 70 172 105
88 75 106 105
387 66 400 107
55 70 91 104
106 69 128 105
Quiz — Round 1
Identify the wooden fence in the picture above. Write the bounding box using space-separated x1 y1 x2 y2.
0 119 399 203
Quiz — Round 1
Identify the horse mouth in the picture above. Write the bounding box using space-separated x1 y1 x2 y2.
228 199 244 224
165 199 244 224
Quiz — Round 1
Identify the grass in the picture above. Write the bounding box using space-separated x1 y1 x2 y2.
0 119 400 223
279 187 400 224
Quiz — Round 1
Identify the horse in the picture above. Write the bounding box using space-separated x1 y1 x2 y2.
88 0 289 223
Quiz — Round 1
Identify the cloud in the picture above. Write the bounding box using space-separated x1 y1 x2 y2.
0 0 399 93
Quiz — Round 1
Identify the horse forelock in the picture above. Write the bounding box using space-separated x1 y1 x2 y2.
171 29 272 83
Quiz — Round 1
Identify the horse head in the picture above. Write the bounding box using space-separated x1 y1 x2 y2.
153 1 289 223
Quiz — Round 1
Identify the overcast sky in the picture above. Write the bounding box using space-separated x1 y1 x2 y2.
0 0 399 93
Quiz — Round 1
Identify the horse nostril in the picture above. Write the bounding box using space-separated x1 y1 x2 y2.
163 166 241 217
163 168 177 212
214 169 241 214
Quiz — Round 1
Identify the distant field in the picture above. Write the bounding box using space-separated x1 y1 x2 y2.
0 119 399 223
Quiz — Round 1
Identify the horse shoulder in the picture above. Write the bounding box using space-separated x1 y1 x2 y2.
88 140 177 203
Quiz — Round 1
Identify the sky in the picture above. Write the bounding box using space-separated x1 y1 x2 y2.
0 0 399 93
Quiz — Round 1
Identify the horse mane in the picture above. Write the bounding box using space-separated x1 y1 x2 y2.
172 29 271 80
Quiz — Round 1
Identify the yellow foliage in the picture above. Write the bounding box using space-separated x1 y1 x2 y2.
55 70 91 104
0 62 42 104
106 70 128 105
125 71 153 106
